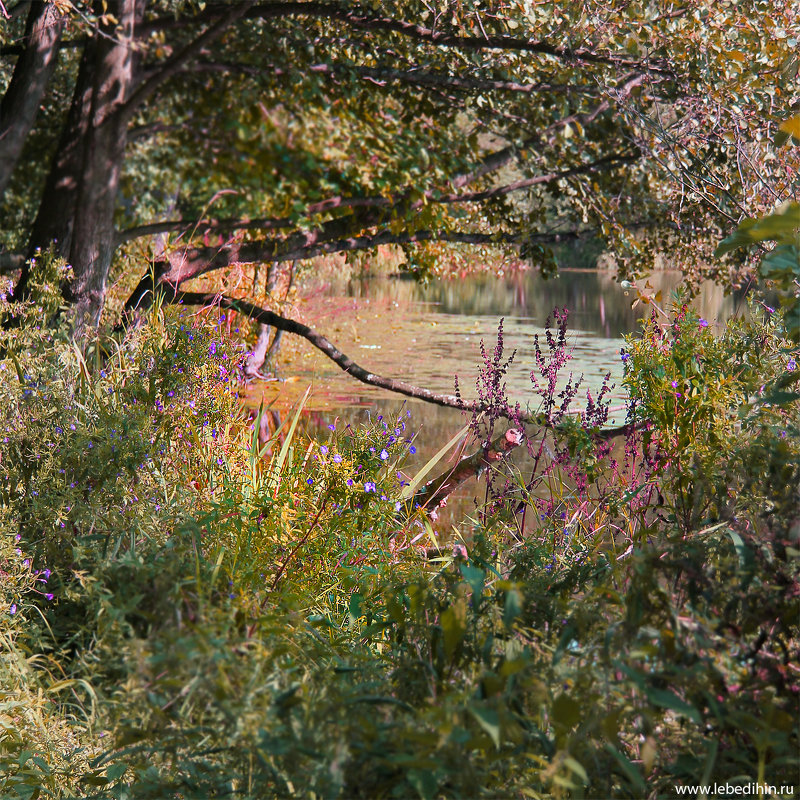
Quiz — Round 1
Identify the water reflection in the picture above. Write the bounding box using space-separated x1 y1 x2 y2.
246 269 745 531
336 269 746 340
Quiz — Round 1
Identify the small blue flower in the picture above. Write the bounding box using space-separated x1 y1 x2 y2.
409 445 417 454
364 481 376 493
307 478 314 485
379 449 389 460
788 358 797 372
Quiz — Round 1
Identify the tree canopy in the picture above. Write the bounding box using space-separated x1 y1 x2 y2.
1 0 798 328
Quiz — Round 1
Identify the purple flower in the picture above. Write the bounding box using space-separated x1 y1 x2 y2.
9 604 16 615
346 478 354 487
788 358 797 372
327 424 336 431
333 454 342 463
409 445 417 454
209 342 217 355
45 593 53 601
671 380 678 388
364 481 376 493
379 449 389 460
320 445 328 454
698 319 708 328
306 478 314 485
765 305 775 314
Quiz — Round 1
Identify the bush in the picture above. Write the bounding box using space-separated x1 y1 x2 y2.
1 256 797 798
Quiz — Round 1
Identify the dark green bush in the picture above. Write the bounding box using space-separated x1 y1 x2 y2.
1 258 797 798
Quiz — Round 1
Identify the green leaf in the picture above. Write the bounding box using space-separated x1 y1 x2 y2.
105 762 127 781
469 702 501 748
348 592 364 626
563 755 589 784
407 768 439 800
604 744 646 794
551 693 581 730
441 601 466 661
644 687 701 723
460 564 485 600
715 202 800 256
503 586 523 630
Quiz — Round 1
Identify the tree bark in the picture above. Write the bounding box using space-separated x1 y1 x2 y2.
0 1 64 199
18 32 98 297
63 0 140 328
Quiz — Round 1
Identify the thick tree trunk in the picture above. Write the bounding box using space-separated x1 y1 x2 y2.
65 0 138 328
0 1 64 199
22 38 96 272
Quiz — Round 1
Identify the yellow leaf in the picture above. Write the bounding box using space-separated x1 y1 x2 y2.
778 114 800 139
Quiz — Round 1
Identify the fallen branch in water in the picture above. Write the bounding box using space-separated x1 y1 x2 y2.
413 427 524 512
156 290 633 439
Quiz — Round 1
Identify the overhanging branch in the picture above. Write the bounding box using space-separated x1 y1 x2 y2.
116 150 637 246
158 290 633 440
173 290 469 410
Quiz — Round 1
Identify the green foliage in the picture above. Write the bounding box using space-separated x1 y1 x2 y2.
716 201 800 341
1 257 798 798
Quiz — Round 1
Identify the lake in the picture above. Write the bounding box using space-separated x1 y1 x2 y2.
243 268 744 530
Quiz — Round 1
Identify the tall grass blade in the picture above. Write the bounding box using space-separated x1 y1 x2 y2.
400 423 470 501
269 385 311 497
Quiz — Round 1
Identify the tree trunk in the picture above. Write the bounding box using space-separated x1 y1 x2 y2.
245 263 282 378
0 1 64 199
64 0 139 328
21 37 96 282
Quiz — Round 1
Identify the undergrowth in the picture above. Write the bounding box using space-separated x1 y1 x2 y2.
0 254 798 798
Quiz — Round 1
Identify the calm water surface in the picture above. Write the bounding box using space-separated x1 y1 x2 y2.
244 269 743 528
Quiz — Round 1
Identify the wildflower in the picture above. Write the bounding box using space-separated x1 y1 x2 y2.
698 319 708 328
209 342 217 355
765 305 775 314
320 445 329 455
364 481 376 493
45 593 53 601
379 449 389 460
346 478 354 487
409 445 417 454
327 424 336 431
306 478 314 485
9 604 16 615
788 358 797 372
333 454 342 463
671 380 678 388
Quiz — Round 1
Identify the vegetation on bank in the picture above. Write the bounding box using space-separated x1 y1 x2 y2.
1 254 797 799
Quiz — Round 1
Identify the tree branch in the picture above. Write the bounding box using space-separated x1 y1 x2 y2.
138 2 672 75
150 290 634 442
176 58 600 98
170 291 470 410
0 0 65 197
118 1 256 123
116 150 637 247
